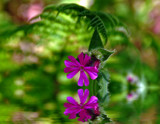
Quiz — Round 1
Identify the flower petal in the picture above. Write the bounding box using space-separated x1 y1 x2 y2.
85 66 99 73
84 103 98 109
69 113 76 119
78 52 84 65
64 60 77 67
64 108 73 115
83 73 89 86
64 67 79 73
85 96 98 105
83 54 91 66
84 67 98 80
67 70 79 79
64 108 80 115
94 60 100 69
78 71 89 86
68 109 81 119
67 97 79 105
64 98 81 117
83 89 89 103
84 96 98 109
69 113 77 119
68 56 80 65
78 89 89 104
64 103 77 108
82 71 89 86
77 89 83 101
78 72 83 86
78 109 91 122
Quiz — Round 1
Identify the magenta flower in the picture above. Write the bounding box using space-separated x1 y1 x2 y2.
127 92 138 102
127 74 138 84
64 89 99 122
64 52 99 86
93 59 100 69
127 75 134 82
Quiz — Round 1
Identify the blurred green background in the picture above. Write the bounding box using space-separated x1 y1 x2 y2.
0 0 160 124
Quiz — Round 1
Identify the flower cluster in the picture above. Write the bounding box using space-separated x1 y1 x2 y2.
126 74 145 102
63 52 100 122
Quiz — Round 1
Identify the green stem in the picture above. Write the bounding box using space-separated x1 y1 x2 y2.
94 80 97 96
92 79 98 96
91 79 94 96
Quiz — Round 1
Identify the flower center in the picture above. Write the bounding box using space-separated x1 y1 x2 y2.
80 66 84 70
80 105 84 109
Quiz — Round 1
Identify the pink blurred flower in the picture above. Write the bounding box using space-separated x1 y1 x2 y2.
17 2 43 23
152 17 160 34
27 3 43 21
64 52 99 86
127 92 138 102
64 89 99 122
127 74 138 84
127 75 134 82
127 93 134 99
149 5 160 35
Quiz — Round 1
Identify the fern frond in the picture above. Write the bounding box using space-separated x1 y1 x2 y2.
56 3 86 15
0 3 129 48
43 4 108 44
41 3 129 45
96 12 129 36
86 14 108 43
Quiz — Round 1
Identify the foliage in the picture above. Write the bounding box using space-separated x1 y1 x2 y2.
0 0 160 123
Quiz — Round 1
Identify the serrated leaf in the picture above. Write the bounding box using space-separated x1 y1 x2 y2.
90 48 114 63
86 14 108 43
96 12 129 37
97 48 114 61
1 3 128 49
96 68 110 104
100 114 112 123
89 28 104 51
41 3 129 47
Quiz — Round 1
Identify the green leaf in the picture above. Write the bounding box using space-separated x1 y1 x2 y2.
90 48 114 63
97 48 114 61
51 4 108 44
91 69 112 123
57 3 86 15
89 28 104 51
96 12 129 37
90 113 112 123
42 4 128 46
86 13 108 43
100 114 112 123
1 3 128 48
96 68 110 105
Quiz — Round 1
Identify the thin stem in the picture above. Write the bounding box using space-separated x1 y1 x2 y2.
91 79 94 96
94 80 97 96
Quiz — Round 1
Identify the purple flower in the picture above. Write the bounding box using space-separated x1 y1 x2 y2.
127 75 134 82
64 89 99 122
127 74 138 84
127 92 138 102
93 59 100 69
64 52 99 86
